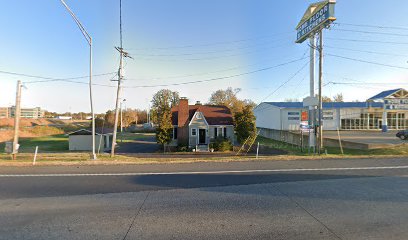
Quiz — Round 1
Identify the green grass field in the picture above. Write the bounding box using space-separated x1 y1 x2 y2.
0 134 69 153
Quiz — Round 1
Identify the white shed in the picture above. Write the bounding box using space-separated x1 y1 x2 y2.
68 129 111 152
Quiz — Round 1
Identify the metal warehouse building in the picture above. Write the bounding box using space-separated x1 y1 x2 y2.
255 88 408 132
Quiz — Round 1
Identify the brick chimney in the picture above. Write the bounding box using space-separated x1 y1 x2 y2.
177 97 189 145
178 97 189 127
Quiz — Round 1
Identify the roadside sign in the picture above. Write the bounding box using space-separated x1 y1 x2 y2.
301 111 308 121
303 96 318 107
295 0 336 43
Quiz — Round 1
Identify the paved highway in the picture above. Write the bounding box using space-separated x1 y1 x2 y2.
1 157 408 239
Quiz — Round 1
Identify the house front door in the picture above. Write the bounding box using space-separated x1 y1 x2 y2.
199 129 206 144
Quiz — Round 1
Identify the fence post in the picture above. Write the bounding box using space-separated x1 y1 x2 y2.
256 142 259 159
337 128 344 155
33 146 38 165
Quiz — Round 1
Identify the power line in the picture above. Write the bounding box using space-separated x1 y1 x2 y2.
0 70 116 83
123 56 308 88
124 51 303 81
258 61 310 103
127 31 294 51
128 43 294 62
253 60 310 113
326 37 408 45
332 28 408 37
334 22 408 31
326 53 408 70
325 45 408 57
129 38 292 57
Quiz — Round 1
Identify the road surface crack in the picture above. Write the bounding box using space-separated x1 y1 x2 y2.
122 191 150 240
273 186 343 240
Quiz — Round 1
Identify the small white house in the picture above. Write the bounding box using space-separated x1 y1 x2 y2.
68 129 111 152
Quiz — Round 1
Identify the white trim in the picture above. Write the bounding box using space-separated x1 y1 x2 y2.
191 128 197 137
189 111 209 127
66 129 105 136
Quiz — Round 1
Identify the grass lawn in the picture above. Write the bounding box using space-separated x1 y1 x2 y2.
0 134 69 153
256 136 408 156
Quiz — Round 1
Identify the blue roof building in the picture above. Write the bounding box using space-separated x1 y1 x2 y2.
255 89 408 132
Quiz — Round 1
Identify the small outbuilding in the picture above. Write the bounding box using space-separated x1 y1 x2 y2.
68 129 112 152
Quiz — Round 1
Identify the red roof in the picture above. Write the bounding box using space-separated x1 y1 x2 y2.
172 105 233 126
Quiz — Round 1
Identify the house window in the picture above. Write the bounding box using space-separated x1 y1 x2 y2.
218 127 223 137
223 127 227 138
214 128 217 138
173 127 178 140
191 128 197 136
196 112 202 119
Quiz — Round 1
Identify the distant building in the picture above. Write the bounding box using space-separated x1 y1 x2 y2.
67 129 112 152
56 116 73 120
0 107 9 118
170 98 234 149
255 88 408 132
0 106 45 119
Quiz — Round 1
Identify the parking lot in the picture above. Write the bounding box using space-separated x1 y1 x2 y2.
324 130 406 148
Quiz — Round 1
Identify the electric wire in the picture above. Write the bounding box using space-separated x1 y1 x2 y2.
326 53 408 70
123 56 308 88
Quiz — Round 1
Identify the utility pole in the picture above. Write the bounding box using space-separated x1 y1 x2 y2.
111 0 132 157
12 80 22 160
318 29 324 154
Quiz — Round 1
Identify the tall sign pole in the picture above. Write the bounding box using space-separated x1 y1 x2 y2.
296 0 336 155
309 36 316 152
318 30 324 153
12 80 22 160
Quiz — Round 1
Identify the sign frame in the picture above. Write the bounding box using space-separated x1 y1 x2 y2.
295 0 336 44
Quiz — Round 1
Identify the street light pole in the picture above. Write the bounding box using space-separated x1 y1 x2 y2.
60 0 96 159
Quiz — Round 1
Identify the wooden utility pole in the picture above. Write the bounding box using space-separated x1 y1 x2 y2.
111 0 132 157
111 48 123 157
12 80 22 160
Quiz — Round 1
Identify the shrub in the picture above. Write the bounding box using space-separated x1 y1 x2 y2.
177 144 189 152
210 138 233 152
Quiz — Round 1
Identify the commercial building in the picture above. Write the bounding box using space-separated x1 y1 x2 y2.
255 88 408 132
0 107 9 118
0 106 45 119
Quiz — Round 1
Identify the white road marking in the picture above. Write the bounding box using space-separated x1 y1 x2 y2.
0 165 408 177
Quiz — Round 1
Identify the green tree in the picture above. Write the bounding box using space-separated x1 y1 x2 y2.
208 87 255 116
234 105 256 144
156 110 173 148
151 89 180 148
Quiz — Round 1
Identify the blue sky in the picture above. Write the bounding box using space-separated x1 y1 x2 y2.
1 0 408 113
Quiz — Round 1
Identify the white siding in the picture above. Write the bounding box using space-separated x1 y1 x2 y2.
254 103 282 130
281 109 302 131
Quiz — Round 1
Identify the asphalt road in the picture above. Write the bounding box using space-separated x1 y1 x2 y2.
1 158 408 239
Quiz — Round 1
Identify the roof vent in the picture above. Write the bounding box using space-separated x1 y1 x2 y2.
195 101 202 105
